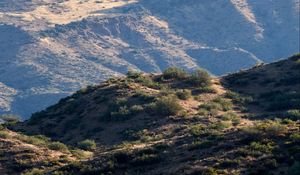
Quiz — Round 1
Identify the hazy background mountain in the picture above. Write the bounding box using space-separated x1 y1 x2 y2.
0 0 299 118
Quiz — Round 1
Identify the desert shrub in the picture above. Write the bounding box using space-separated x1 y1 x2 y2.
190 124 204 136
154 96 183 116
78 85 94 95
71 149 93 159
249 141 276 154
131 153 161 166
188 69 212 87
287 110 300 120
193 86 216 94
78 139 97 151
209 121 232 130
290 133 300 142
162 67 189 80
110 106 131 120
188 140 215 150
127 70 142 79
212 97 233 111
134 89 155 101
15 134 48 147
0 114 21 125
130 105 144 114
135 75 162 89
23 168 44 175
242 120 287 140
0 130 10 138
221 112 241 126
48 142 69 152
176 89 192 100
218 158 241 168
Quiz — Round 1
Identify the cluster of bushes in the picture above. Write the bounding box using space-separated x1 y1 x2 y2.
162 67 212 88
151 95 183 116
162 67 189 80
198 97 233 117
221 112 241 126
176 89 192 100
127 70 162 89
242 120 288 140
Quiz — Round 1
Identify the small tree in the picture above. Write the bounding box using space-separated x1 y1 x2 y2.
155 96 183 116
188 69 212 87
162 67 189 80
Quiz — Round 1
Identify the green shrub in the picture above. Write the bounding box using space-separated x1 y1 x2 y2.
48 142 69 152
221 112 241 126
249 141 276 154
23 168 44 175
132 153 161 166
194 86 216 94
188 69 212 87
0 130 10 139
242 120 287 139
130 105 144 114
290 133 300 142
127 70 142 79
15 134 48 147
78 139 97 151
287 110 300 120
154 96 183 116
0 114 21 124
135 75 162 89
190 124 204 136
110 106 131 120
176 89 192 100
212 97 233 111
162 67 189 80
209 121 232 130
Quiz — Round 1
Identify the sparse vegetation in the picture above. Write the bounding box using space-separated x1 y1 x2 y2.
3 55 299 175
48 142 69 152
78 139 96 151
162 67 189 80
153 95 183 116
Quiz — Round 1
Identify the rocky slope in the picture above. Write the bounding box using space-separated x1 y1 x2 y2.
0 0 299 117
4 54 299 174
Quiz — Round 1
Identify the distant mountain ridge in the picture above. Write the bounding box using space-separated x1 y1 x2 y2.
0 0 299 118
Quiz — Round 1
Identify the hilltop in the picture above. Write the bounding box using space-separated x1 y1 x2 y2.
1 54 298 174
0 0 299 117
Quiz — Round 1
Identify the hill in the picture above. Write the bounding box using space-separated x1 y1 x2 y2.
0 0 299 117
3 54 299 174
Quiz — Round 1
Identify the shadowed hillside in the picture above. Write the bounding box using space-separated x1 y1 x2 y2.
3 54 298 174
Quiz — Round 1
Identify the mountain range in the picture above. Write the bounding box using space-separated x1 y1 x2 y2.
0 0 299 118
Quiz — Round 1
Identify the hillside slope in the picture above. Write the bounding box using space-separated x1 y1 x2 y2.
8 54 300 174
0 0 299 117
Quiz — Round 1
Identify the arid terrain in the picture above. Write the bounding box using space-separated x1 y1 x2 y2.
0 0 299 117
0 54 298 174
